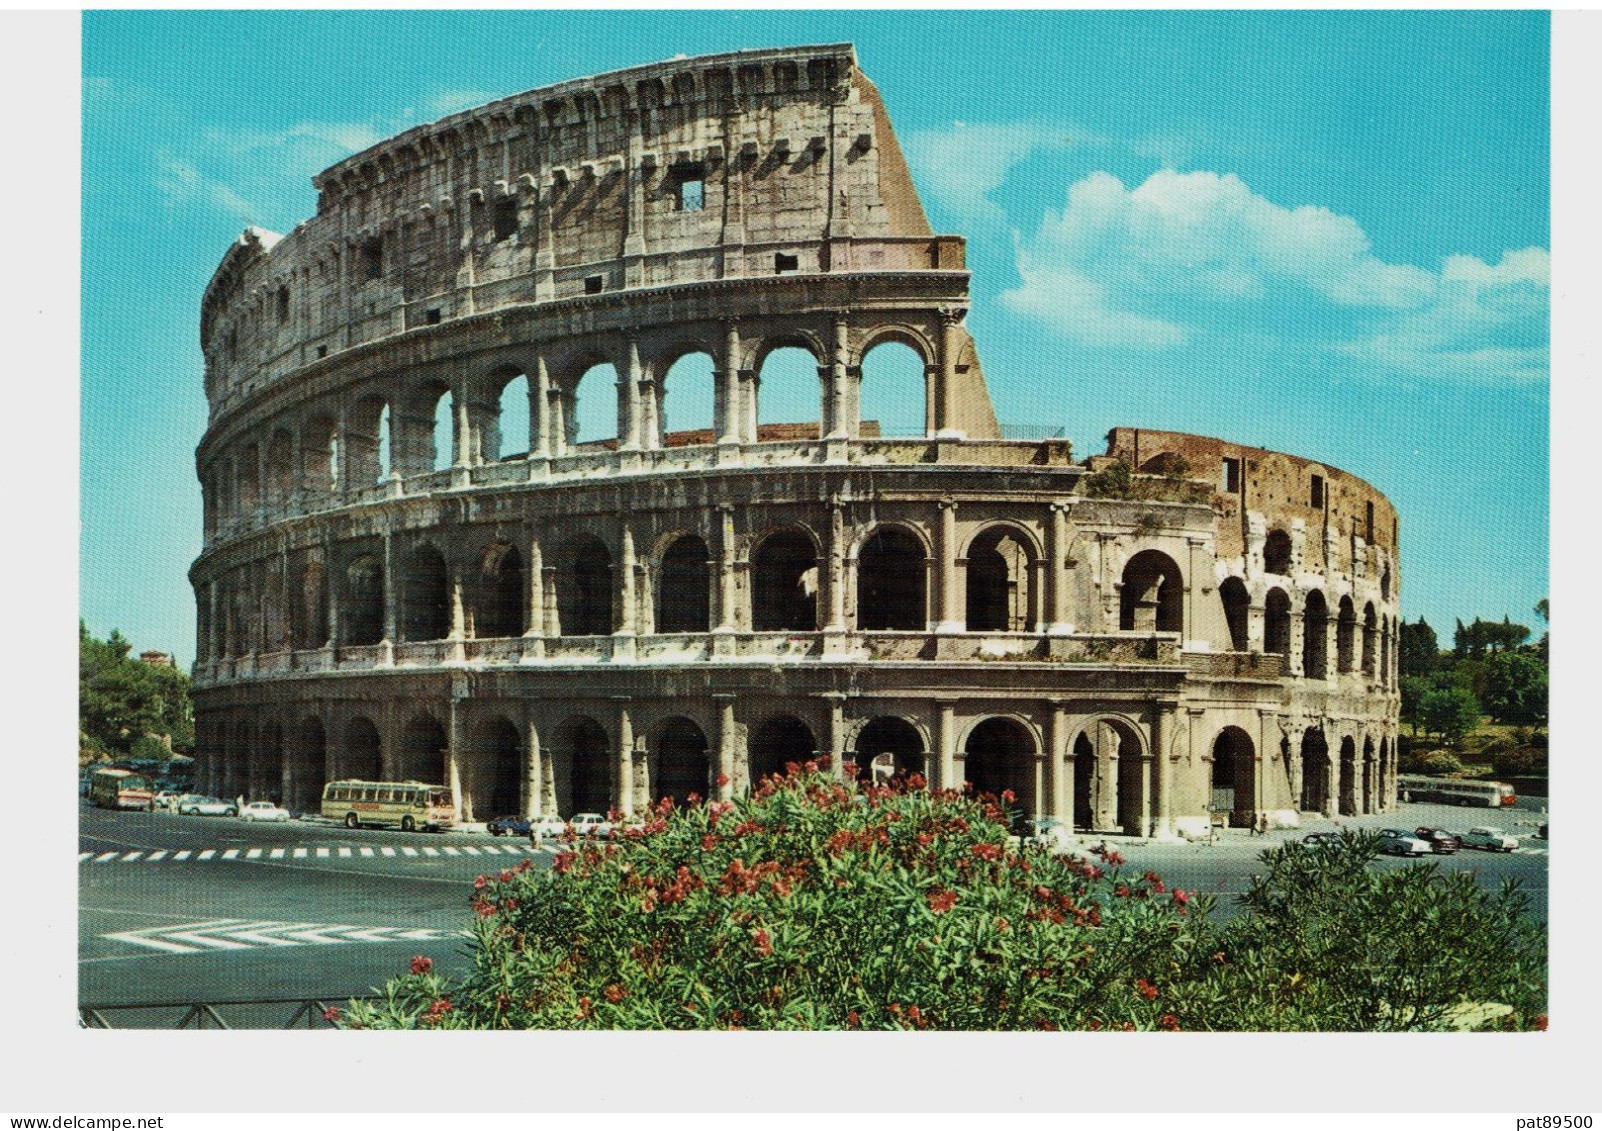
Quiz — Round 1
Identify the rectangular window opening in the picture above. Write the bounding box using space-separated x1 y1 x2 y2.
1221 456 1241 494
492 195 519 241
1310 474 1325 509
425 308 442 325
676 175 705 212
276 286 290 324
1365 500 1375 541
362 239 384 281
315 345 328 359
584 274 605 294
774 252 799 274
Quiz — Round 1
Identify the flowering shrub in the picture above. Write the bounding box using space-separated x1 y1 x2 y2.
337 766 1544 1031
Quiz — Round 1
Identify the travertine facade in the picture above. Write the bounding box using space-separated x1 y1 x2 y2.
190 44 1399 836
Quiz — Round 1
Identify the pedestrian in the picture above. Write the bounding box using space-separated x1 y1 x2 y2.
1258 813 1269 837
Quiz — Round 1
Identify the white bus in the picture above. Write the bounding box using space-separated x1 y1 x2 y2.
1396 775 1516 808
321 780 454 831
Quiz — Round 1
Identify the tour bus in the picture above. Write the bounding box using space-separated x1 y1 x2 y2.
89 767 155 811
1396 775 1516 808
321 780 455 831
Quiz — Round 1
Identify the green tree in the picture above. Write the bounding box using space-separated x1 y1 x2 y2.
1399 675 1429 734
1399 619 1439 676
1419 686 1480 747
1481 650 1548 727
79 622 193 760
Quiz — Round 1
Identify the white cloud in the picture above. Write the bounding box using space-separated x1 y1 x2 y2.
153 152 257 221
903 121 1083 224
1001 167 1546 383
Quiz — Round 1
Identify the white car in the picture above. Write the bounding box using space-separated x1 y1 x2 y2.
569 812 614 839
1460 826 1518 852
177 795 237 817
1376 829 1432 857
530 815 570 840
240 800 291 822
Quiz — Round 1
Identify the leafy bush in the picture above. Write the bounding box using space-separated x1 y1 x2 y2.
335 768 1544 1032
1419 749 1465 776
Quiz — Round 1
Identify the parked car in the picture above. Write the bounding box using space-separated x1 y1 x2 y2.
1300 832 1340 847
1460 826 1519 852
177 795 237 817
240 800 291 822
1413 826 1462 854
152 790 182 811
569 812 614 839
1376 829 1431 857
529 816 569 840
486 814 532 837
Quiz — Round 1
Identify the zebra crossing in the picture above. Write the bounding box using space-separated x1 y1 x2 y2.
103 918 467 954
79 841 566 865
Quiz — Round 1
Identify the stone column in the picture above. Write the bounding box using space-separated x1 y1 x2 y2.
522 536 545 660
1151 706 1174 840
714 694 739 800
1048 501 1071 634
1048 701 1071 822
530 357 551 460
454 386 472 468
826 315 852 439
822 691 848 778
714 505 738 632
542 565 560 638
447 561 467 663
446 693 465 823
936 699 958 792
615 700 634 817
547 381 568 458
1288 610 1305 677
936 308 965 437
1094 722 1120 831
618 342 642 452
716 322 742 448
524 717 542 818
936 499 962 633
615 525 638 659
824 500 846 633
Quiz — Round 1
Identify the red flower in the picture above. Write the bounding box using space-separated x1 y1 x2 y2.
473 874 488 890
752 928 773 956
553 852 575 874
321 1006 341 1023
604 983 626 1004
1105 851 1126 866
409 955 433 976
1115 885 1131 898
1159 1013 1181 1031
927 889 958 915
847 1010 861 1029
1000 789 1016 803
971 842 1002 861
1135 977 1158 1000
472 898 495 918
1151 878 1165 893
702 834 719 851
1172 888 1190 905
498 870 512 883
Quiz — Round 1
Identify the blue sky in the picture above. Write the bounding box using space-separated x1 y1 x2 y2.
81 9 1549 659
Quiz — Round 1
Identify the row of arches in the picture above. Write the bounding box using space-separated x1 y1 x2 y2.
1219 579 1400 688
203 335 934 535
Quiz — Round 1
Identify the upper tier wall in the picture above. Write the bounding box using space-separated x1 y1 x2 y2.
199 44 960 416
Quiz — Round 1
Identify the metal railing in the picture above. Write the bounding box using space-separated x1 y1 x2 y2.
79 995 376 1030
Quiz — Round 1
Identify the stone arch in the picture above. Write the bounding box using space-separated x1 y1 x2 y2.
475 541 525 639
253 722 283 803
467 715 523 821
1263 528 1293 575
1265 587 1292 658
656 533 711 633
401 542 449 642
265 428 294 508
658 348 716 443
1380 614 1392 685
491 369 532 461
288 716 327 814
290 553 329 650
340 553 385 646
1072 716 1147 835
1362 602 1378 676
749 713 817 783
962 716 1038 825
649 716 710 806
858 336 929 438
1211 726 1256 828
1219 576 1251 651
1299 727 1330 814
396 378 449 476
1336 595 1357 673
397 713 448 785
570 359 620 447
303 413 340 497
855 525 928 630
432 387 456 471
753 341 823 440
347 393 390 486
1362 735 1377 815
1302 589 1329 680
340 716 382 782
965 523 1039 632
1339 735 1358 816
236 443 260 514
552 714 610 816
1380 566 1393 603
850 716 926 783
554 533 614 636
751 526 819 631
1120 549 1183 633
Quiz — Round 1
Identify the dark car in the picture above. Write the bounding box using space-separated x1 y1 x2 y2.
1414 826 1461 854
1300 832 1340 847
486 814 532 837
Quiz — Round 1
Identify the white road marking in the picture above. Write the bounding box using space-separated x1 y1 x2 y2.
269 848 285 859
443 847 460 856
460 846 482 856
245 848 263 859
198 849 215 860
359 847 374 857
338 848 351 858
221 849 240 860
401 847 418 856
316 848 329 858
121 852 143 862
145 851 167 862
292 848 307 858
78 853 92 863
422 847 439 856
95 852 119 863
173 850 191 861
380 847 396 857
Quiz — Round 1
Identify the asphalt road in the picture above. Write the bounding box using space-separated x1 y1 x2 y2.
79 804 554 1025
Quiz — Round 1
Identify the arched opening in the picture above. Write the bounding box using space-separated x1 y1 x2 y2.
401 543 449 642
432 389 455 471
749 714 816 783
553 715 610 817
751 528 818 631
236 445 260 514
571 362 619 447
651 716 710 806
341 554 384 646
496 373 531 460
755 346 821 440
1303 590 1329 680
556 534 614 636
347 395 389 486
1211 727 1256 828
341 716 382 782
1074 718 1146 835
304 415 339 496
1220 576 1250 651
1072 732 1094 830
254 723 283 803
290 554 329 650
859 340 927 438
660 352 715 443
266 429 294 508
470 717 523 820
963 717 1037 826
1339 736 1357 816
1362 602 1377 676
1263 529 1293 575
1380 567 1392 602
288 717 327 814
656 535 710 633
965 526 1035 632
851 716 925 784
1336 596 1357 673
1120 550 1183 633
398 714 447 785
1362 736 1376 815
856 527 927 630
1299 728 1329 814
1380 616 1391 685
1265 588 1291 657
475 543 525 639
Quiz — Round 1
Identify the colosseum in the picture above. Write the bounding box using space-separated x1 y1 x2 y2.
189 43 1400 839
